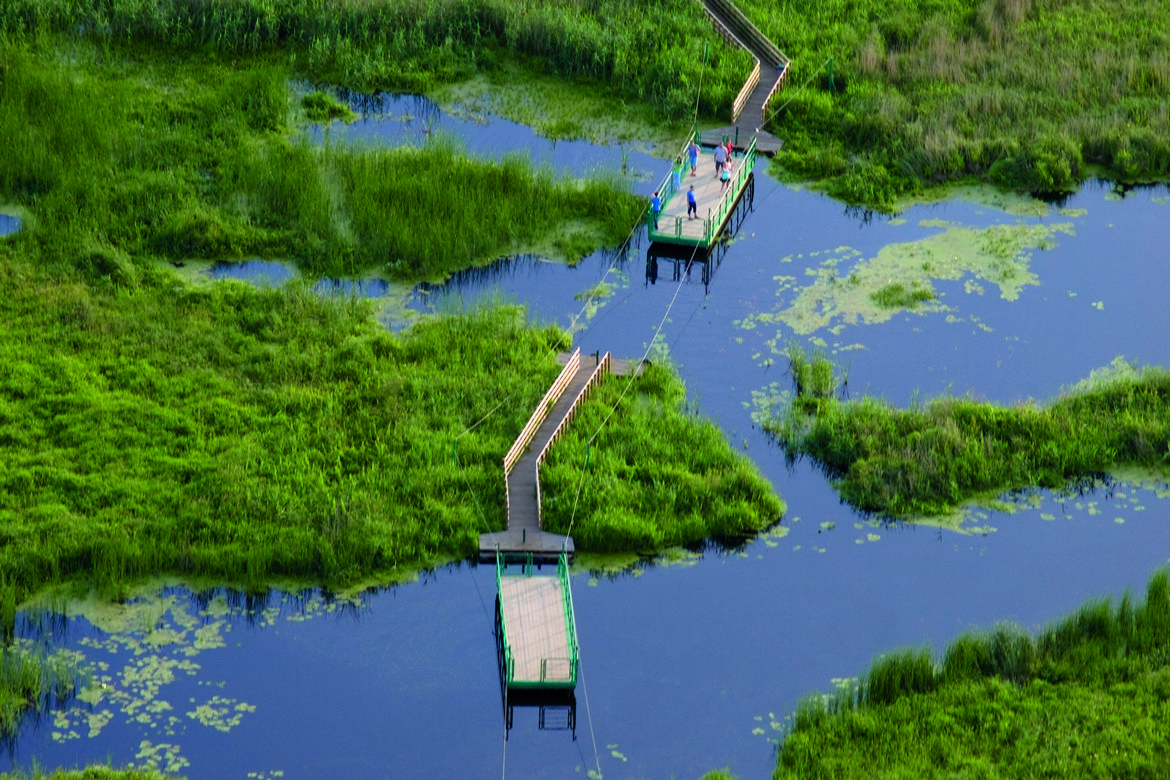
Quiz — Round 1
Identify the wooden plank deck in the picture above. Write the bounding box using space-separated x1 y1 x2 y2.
655 148 747 243
499 576 573 685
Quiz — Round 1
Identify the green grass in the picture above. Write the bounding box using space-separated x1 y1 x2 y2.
542 365 785 551
0 259 576 599
737 0 1170 209
870 281 934 309
1 768 171 780
775 569 1170 779
0 38 642 281
0 0 751 122
765 355 1170 517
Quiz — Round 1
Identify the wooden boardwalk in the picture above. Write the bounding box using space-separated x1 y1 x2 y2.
701 0 789 156
498 575 573 685
479 349 637 561
648 136 757 249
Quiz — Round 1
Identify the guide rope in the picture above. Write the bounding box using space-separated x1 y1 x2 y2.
761 57 834 129
579 656 604 780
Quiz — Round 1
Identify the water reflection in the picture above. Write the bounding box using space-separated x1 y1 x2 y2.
0 214 21 237
305 88 665 188
208 260 295 286
314 277 391 298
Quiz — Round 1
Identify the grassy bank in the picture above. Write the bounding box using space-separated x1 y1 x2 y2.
0 39 641 281
0 261 784 600
738 0 1170 209
776 569 1170 778
0 0 750 121
0 260 569 599
764 354 1170 517
542 365 785 551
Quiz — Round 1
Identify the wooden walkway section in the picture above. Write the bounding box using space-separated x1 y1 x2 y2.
701 0 790 156
648 136 757 249
479 348 637 562
495 554 578 690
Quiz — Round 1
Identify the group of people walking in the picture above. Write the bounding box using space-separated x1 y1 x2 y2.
651 138 738 228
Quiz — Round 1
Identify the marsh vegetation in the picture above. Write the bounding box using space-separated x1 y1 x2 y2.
776 568 1170 778
0 0 750 121
0 39 641 281
542 364 786 551
738 0 1170 208
767 351 1170 517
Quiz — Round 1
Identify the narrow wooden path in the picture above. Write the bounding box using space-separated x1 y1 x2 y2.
701 0 790 155
479 349 637 561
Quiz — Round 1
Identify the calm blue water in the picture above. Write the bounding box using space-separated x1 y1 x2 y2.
5 95 1170 779
0 214 21 237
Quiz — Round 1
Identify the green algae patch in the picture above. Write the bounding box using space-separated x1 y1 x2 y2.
897 184 1055 218
740 222 1070 336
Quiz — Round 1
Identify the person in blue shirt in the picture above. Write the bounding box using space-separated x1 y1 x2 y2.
687 185 697 220
687 140 699 176
651 191 662 229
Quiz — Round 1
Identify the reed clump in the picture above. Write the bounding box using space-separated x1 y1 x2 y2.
766 355 1170 517
541 364 785 552
0 261 575 599
0 39 641 281
776 569 1170 778
738 0 1170 209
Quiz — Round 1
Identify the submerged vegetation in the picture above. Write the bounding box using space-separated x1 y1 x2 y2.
776 569 1170 778
543 365 785 551
0 39 640 281
766 352 1170 517
739 0 1170 208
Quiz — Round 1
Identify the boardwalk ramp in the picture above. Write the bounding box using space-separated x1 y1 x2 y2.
702 0 790 154
480 348 634 562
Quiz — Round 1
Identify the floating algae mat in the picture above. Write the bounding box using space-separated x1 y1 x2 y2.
737 220 1076 338
24 588 364 775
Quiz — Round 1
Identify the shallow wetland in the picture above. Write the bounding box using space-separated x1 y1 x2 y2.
5 92 1170 778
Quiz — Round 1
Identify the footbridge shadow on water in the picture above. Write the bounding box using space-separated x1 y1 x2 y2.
645 172 755 294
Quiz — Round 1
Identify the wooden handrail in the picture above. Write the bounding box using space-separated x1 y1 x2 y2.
535 353 612 527
731 60 761 124
705 0 788 68
504 348 580 476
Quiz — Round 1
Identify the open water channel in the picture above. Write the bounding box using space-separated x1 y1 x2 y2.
5 94 1170 779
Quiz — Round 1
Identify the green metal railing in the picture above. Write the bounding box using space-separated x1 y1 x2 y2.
646 132 757 247
496 551 578 690
557 552 579 686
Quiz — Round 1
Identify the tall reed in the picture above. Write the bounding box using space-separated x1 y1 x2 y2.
776 568 1170 778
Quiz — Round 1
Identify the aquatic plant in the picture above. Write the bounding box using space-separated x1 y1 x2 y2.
765 360 1170 517
775 569 1170 778
869 281 933 309
0 644 87 738
0 768 170 779
740 0 1170 207
0 40 641 281
301 91 357 124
